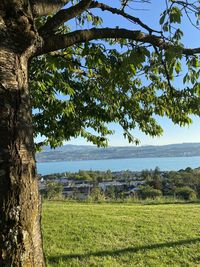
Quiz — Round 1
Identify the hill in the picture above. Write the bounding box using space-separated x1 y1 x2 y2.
36 143 200 162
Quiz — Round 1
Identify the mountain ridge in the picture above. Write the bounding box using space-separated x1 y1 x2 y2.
36 142 200 162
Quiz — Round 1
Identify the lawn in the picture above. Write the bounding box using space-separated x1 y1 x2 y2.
42 201 200 266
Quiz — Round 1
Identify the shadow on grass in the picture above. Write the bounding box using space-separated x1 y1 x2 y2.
48 237 200 263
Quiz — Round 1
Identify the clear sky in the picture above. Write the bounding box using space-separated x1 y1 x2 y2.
36 1 200 147
67 116 200 146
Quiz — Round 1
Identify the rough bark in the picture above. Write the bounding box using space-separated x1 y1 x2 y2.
39 0 92 35
30 0 70 17
0 2 45 266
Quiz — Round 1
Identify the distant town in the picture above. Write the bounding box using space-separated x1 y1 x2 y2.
40 167 200 201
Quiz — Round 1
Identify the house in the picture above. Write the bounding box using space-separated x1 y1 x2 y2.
39 173 146 199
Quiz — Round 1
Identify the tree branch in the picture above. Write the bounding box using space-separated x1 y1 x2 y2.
34 28 200 56
37 27 171 55
30 0 70 17
39 0 93 35
89 1 161 34
36 27 200 57
171 0 199 12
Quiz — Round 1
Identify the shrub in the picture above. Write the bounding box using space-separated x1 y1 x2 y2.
175 186 197 200
88 187 105 202
137 185 162 199
44 181 64 200
105 187 116 200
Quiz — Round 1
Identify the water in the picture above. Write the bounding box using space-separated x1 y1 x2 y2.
37 156 200 175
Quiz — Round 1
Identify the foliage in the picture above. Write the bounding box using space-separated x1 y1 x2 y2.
30 1 200 149
175 186 197 200
105 186 117 200
137 185 162 199
43 181 64 199
42 170 114 182
145 167 163 191
42 202 200 266
88 187 105 202
164 168 200 197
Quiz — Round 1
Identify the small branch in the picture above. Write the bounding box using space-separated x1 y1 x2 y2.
154 46 174 92
171 0 199 12
39 0 93 35
184 6 200 30
90 1 161 34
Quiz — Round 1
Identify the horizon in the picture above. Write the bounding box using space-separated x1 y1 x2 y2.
43 141 200 149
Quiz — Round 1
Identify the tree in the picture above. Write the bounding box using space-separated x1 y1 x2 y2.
0 0 200 265
150 167 163 191
44 181 63 199
89 187 105 202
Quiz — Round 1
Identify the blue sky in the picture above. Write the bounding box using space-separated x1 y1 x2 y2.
67 116 200 146
36 1 200 147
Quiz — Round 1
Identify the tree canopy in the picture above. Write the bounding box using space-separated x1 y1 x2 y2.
29 0 200 148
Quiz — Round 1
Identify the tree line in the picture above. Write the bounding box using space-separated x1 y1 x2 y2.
42 167 200 201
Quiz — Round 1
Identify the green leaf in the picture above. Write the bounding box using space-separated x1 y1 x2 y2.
159 11 166 25
169 7 182 24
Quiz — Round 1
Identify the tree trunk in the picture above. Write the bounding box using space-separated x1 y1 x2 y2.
0 8 45 267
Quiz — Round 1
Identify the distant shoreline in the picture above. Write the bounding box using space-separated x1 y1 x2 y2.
36 143 200 163
37 154 200 163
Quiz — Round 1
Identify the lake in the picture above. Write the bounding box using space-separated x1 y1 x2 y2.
37 156 200 175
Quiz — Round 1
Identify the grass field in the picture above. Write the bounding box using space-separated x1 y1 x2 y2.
42 201 200 266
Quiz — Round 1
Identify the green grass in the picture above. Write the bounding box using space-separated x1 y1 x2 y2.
42 201 200 266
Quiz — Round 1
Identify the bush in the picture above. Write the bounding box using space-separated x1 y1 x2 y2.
44 181 64 200
137 186 162 199
105 187 116 200
88 187 105 203
175 186 197 200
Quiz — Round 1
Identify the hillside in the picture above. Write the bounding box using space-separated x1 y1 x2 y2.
36 143 200 162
